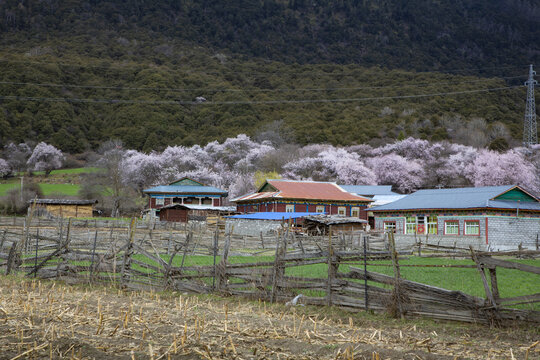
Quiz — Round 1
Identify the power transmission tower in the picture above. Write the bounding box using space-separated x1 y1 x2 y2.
523 64 538 146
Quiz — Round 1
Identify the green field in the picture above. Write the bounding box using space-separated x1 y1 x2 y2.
131 253 539 308
0 167 100 196
0 181 81 197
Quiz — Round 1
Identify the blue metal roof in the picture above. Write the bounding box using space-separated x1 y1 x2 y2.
371 185 540 212
143 185 228 195
340 185 398 196
227 212 323 220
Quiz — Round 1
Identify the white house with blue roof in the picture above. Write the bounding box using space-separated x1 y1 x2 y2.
371 185 540 250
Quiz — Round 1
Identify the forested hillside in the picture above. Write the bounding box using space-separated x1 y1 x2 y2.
0 0 538 152
1 0 538 71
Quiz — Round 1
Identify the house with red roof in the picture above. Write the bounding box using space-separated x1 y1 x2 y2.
231 179 373 219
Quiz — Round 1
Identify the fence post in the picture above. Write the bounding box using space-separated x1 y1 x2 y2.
34 228 39 278
217 230 231 292
389 231 404 319
90 230 98 281
326 226 338 306
212 228 219 291
121 218 136 288
270 230 287 303
6 242 19 275
363 234 369 311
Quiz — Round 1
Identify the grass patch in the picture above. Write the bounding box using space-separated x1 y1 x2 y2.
131 253 539 308
39 183 81 196
0 181 19 196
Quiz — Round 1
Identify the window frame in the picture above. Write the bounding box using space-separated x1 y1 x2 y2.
444 220 460 235
155 197 164 206
383 221 396 232
351 207 360 218
285 204 295 213
427 215 438 234
337 207 346 216
464 220 480 236
405 216 416 234
316 205 325 213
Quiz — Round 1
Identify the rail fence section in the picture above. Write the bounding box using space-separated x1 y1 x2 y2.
0 216 539 325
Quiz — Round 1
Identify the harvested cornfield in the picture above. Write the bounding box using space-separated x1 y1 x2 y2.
0 276 539 360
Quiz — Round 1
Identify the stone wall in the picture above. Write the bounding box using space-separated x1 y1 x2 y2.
225 219 282 236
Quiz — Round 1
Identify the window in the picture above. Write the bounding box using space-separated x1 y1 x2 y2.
285 204 294 213
155 198 164 206
405 216 416 234
444 220 459 235
351 207 360 217
337 207 346 216
427 215 438 234
384 221 396 232
316 205 325 213
464 220 480 235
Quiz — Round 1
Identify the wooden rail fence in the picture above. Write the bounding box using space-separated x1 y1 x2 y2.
0 217 539 325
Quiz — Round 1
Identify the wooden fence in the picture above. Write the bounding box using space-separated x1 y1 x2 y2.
0 217 539 325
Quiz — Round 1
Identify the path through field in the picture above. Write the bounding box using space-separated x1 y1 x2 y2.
0 277 538 359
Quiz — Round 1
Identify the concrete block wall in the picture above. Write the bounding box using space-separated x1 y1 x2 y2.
486 216 540 251
374 217 405 234
225 219 282 236
393 234 485 251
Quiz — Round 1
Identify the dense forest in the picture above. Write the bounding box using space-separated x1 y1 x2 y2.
0 0 538 152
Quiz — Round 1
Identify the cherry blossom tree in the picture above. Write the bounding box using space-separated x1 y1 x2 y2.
367 154 424 193
26 142 64 176
465 149 538 192
3 143 31 173
0 158 11 178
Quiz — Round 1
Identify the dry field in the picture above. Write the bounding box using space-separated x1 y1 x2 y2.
0 276 538 360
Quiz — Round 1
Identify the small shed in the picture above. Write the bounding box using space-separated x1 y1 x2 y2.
158 204 236 223
302 215 368 235
29 199 98 218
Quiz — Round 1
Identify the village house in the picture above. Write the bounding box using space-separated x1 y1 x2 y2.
143 177 232 222
232 179 372 219
29 199 98 218
370 185 540 250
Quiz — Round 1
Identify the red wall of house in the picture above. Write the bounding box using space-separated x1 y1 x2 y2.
159 208 188 222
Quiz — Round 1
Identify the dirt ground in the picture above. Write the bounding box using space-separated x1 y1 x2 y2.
0 277 538 360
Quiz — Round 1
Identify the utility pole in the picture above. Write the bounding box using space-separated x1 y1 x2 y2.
20 176 24 202
523 64 538 146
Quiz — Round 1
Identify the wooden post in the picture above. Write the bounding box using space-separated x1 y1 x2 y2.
326 226 337 306
260 231 265 249
469 246 499 312
34 228 39 278
489 268 500 304
270 230 286 303
389 231 404 319
6 242 18 275
212 228 219 290
90 230 98 281
363 234 369 311
121 218 136 288
217 231 231 292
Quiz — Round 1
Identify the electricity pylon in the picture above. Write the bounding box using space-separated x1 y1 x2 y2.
523 64 538 146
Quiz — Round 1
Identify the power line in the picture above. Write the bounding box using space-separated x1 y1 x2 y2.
0 85 522 106
0 75 524 93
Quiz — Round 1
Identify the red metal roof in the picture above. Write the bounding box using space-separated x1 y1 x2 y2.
233 180 372 203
